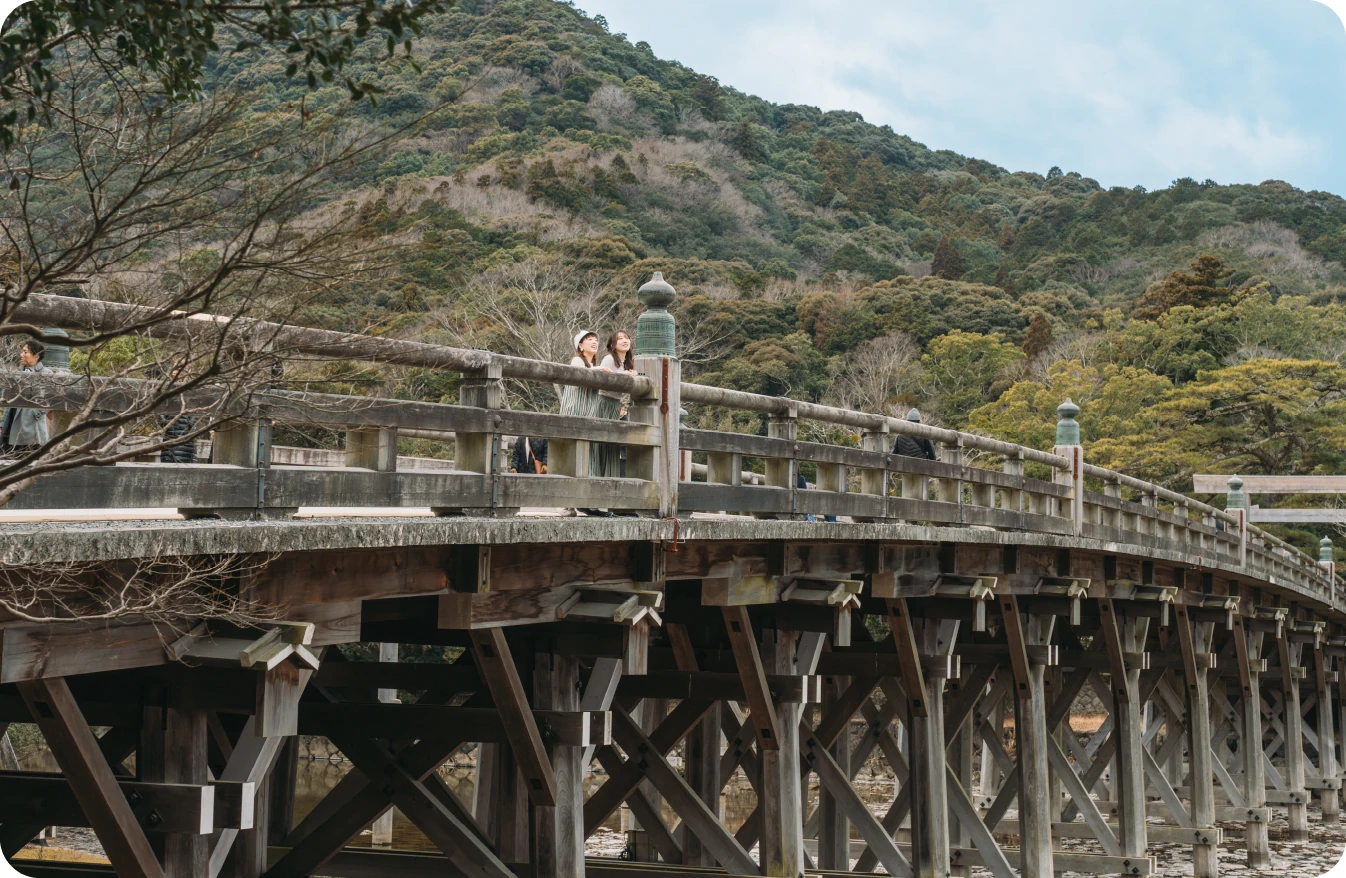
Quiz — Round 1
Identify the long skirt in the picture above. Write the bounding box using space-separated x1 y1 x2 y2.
591 394 623 477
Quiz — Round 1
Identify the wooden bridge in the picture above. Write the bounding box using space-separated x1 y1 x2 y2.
0 286 1342 878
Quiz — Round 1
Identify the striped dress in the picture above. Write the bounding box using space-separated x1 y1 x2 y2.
559 356 621 477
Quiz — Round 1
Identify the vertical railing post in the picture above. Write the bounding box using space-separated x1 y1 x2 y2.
438 358 506 517
1321 538 1337 611
1052 399 1083 535
1001 449 1024 524
632 271 680 518
764 405 798 520
345 427 398 472
1226 477 1248 566
860 424 889 497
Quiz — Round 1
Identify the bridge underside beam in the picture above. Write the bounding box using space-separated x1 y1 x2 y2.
4 542 1344 878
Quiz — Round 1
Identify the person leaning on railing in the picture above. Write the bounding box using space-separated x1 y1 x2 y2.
510 436 548 474
559 329 612 516
599 329 637 510
892 407 938 460
0 339 52 456
157 359 197 464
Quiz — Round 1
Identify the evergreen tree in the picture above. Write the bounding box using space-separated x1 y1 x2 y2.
931 234 964 281
1133 255 1235 321
993 262 1018 297
1022 312 1052 359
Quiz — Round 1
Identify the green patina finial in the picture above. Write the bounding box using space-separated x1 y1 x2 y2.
634 271 677 357
1054 398 1080 446
1226 476 1246 511
1321 536 1334 563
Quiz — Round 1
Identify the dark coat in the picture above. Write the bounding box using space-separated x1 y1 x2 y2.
511 437 548 473
159 412 198 463
893 433 937 460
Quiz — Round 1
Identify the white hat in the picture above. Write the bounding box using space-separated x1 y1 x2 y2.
573 330 596 350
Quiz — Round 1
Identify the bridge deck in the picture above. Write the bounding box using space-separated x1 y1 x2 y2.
0 295 1340 878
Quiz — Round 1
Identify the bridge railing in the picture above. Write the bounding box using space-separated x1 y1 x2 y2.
0 293 1337 605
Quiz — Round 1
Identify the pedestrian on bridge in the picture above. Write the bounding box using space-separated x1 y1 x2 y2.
1 339 52 456
561 330 614 516
892 407 937 460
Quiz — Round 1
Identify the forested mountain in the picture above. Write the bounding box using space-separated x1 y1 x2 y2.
83 0 1346 550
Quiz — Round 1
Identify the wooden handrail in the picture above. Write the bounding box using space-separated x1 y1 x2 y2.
2 294 1334 588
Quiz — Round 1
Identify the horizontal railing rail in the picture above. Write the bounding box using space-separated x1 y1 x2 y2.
1 294 1336 604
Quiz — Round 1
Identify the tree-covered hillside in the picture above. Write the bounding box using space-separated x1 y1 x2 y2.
23 0 1346 554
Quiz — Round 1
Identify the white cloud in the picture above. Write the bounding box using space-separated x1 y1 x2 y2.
589 0 1342 192
1313 0 1346 32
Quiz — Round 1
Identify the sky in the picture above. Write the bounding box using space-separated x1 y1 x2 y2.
581 0 1346 197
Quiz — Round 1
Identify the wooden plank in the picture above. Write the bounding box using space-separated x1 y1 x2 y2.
0 772 217 833
266 735 465 878
592 747 682 865
944 765 1016 878
609 706 758 875
1096 597 1130 702
1192 474 1346 494
16 678 165 878
614 671 821 703
582 699 714 838
1 622 168 683
468 628 557 807
721 606 780 750
297 703 603 745
800 718 912 878
886 598 929 717
326 731 517 878
207 717 287 878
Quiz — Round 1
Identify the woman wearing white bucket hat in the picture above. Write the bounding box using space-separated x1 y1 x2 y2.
559 330 614 515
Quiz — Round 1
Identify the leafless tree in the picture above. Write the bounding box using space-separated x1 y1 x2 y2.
0 553 276 628
431 258 617 410
827 331 922 415
0 46 423 509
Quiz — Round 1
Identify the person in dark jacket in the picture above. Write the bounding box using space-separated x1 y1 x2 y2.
158 360 197 463
892 408 938 460
510 436 548 474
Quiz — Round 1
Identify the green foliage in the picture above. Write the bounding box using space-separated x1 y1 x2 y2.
0 0 455 147
920 330 1024 427
1090 360 1346 488
27 0 1346 560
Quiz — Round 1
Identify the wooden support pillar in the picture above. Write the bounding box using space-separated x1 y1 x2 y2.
469 628 556 807
682 698 722 866
18 678 166 878
1116 615 1149 862
1320 649 1341 821
1178 607 1218 878
672 607 719 868
1008 602 1053 878
474 743 528 863
910 620 950 878
758 626 803 877
268 737 298 844
371 642 399 848
161 707 208 877
1279 636 1309 841
1235 617 1271 869
817 674 850 871
949 664 976 878
533 648 584 878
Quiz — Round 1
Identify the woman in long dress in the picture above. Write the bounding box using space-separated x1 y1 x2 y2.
594 329 635 478
559 330 611 516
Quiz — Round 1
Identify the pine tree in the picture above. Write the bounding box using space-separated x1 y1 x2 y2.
994 262 1018 298
931 234 964 280
1022 312 1052 359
